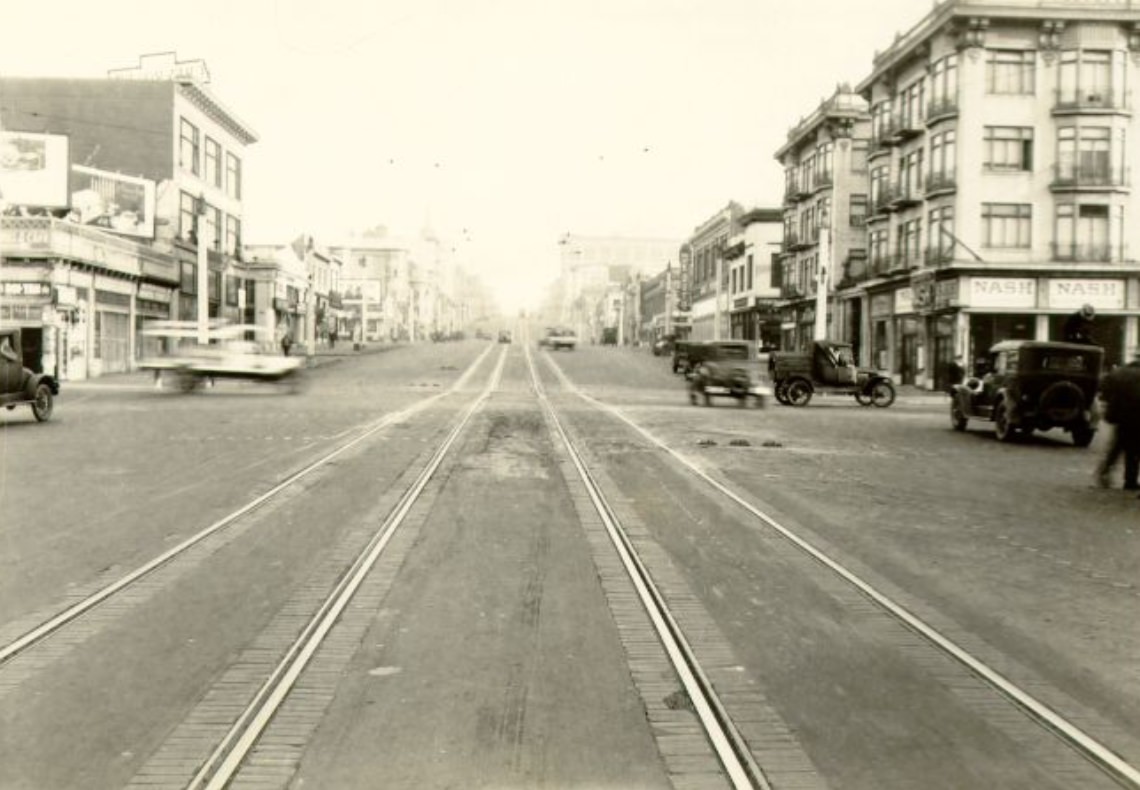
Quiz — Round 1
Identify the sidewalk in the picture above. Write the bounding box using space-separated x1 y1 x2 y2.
62 342 399 390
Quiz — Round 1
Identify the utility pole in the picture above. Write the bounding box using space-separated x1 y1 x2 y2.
196 196 210 345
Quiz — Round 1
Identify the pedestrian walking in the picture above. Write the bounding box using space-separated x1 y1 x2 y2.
281 330 294 357
1097 351 1140 492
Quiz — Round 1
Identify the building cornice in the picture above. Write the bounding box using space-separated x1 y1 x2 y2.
856 0 1140 96
178 82 258 145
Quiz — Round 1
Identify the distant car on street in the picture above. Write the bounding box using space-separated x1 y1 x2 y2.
949 339 1102 446
652 335 677 357
0 326 57 421
498 329 512 343
541 327 578 350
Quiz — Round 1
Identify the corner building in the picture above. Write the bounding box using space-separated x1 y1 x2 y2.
849 0 1140 389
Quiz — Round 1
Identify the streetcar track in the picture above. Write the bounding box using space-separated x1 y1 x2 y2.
184 347 509 790
524 343 766 790
538 351 1140 790
0 344 498 670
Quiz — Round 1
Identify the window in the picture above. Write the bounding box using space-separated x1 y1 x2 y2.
851 139 869 172
179 118 200 175
746 254 753 291
929 205 955 261
987 50 1035 94
850 194 868 227
984 127 1033 170
204 204 222 250
929 53 959 114
982 203 1031 248
899 148 923 197
225 275 239 307
899 218 922 266
928 129 956 190
180 261 197 294
226 215 242 257
871 100 892 141
226 153 243 199
179 191 199 242
204 137 222 188
869 228 888 272
1059 50 1118 106
816 142 834 185
1057 126 1112 181
870 166 889 209
1055 203 1110 259
899 79 924 128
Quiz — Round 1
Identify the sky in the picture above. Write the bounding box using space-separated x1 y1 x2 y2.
0 0 934 312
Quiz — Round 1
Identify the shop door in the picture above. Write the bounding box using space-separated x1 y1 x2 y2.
100 312 130 374
900 333 918 385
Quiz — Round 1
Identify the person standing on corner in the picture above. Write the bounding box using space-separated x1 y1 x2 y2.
1097 350 1140 492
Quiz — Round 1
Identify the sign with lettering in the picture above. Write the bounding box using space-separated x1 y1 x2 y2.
0 281 50 297
935 278 960 309
967 277 1036 308
71 165 156 239
894 287 914 314
1047 279 1124 310
107 53 210 84
871 293 892 316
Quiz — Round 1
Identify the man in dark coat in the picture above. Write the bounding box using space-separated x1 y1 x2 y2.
1097 352 1140 491
1064 304 1097 345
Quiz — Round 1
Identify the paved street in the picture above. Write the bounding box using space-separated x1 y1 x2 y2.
0 341 1136 789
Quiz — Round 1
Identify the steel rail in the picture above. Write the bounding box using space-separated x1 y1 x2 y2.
0 344 497 669
540 352 1140 790
187 347 508 790
525 344 766 790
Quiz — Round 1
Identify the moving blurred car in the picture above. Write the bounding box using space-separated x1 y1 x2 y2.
139 321 305 393
687 340 771 407
652 335 677 357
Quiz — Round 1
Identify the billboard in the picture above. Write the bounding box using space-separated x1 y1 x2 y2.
0 132 70 209
70 164 156 239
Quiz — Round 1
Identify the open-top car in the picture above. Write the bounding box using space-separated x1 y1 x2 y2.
769 340 895 407
0 327 58 421
688 340 771 407
949 340 1102 446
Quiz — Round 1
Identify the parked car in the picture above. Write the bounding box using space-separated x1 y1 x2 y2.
0 327 58 421
948 339 1102 446
769 340 895 407
688 340 771 407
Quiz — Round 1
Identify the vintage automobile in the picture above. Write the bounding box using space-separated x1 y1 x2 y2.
688 340 772 407
769 340 895 407
498 329 512 343
652 334 677 357
0 327 58 422
949 339 1102 446
539 327 578 350
139 321 306 393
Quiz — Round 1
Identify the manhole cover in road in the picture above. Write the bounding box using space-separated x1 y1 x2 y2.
663 689 695 712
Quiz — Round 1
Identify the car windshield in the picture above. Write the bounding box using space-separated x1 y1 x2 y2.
719 345 749 360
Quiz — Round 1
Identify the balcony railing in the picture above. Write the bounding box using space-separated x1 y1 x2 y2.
924 247 955 267
1053 88 1131 114
812 171 834 192
925 171 957 196
925 96 959 124
1050 242 1128 263
1050 164 1130 190
892 112 925 141
0 217 179 284
872 184 900 213
891 181 924 208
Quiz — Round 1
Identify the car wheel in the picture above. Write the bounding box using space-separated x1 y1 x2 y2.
870 380 896 408
786 378 812 407
1071 422 1095 448
31 383 53 422
994 401 1017 442
774 381 790 405
854 390 872 406
950 399 968 431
